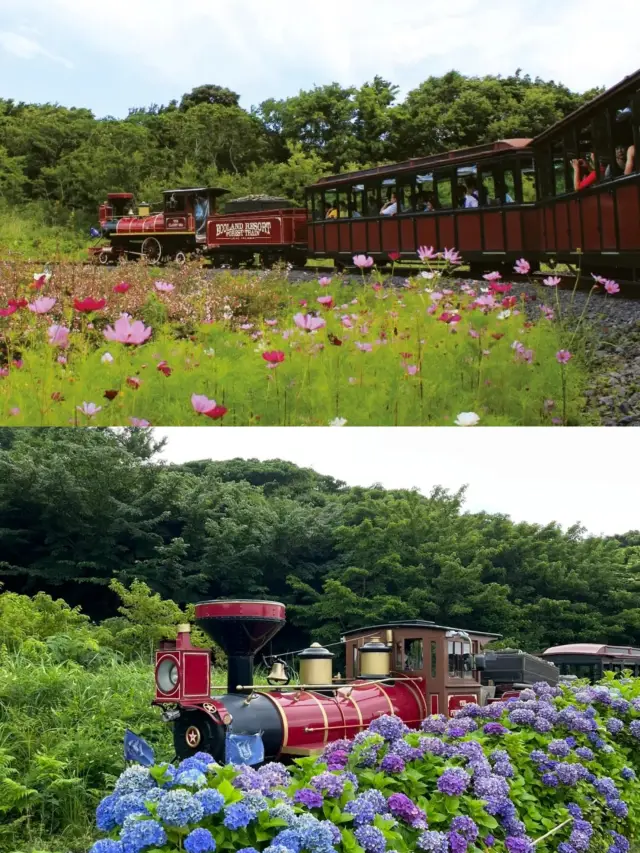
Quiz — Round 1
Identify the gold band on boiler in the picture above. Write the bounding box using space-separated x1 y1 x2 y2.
304 692 330 744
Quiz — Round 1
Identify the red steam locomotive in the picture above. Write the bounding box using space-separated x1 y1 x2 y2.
92 68 640 281
153 599 558 762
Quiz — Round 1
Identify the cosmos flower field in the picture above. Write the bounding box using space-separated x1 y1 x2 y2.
88 678 640 853
0 254 596 426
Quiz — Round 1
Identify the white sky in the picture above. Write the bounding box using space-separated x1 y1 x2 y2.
1 0 639 116
155 428 640 537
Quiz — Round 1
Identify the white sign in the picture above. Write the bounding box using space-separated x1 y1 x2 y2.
216 221 273 239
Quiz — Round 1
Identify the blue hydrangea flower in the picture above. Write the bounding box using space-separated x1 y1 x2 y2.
114 766 156 797
242 792 269 818
175 768 208 788
193 751 216 765
89 841 123 853
368 715 408 741
156 789 204 826
121 818 166 853
223 802 254 830
273 829 303 853
345 789 387 826
417 831 448 853
621 767 636 781
355 825 387 853
607 718 624 735
96 794 120 831
184 828 217 853
194 788 225 815
294 788 324 809
113 794 150 825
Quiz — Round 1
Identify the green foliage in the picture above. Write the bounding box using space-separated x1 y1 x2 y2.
0 70 600 232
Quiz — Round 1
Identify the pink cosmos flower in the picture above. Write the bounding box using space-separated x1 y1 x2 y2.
427 305 437 315
356 342 373 352
474 295 497 310
605 280 621 295
240 323 254 330
556 350 573 364
353 254 374 269
28 297 56 314
341 317 354 329
418 246 439 262
57 355 67 365
591 274 608 286
130 418 151 427
191 394 228 420
469 330 480 339
155 281 175 293
77 402 102 418
319 276 332 287
104 314 152 345
544 400 555 413
265 319 278 326
443 248 462 265
293 313 327 332
127 377 142 389
484 271 502 282
430 292 444 303
48 325 70 349
543 276 562 287
540 305 555 321
406 365 419 376
317 296 334 310
514 259 531 275
263 351 285 365
9 407 20 417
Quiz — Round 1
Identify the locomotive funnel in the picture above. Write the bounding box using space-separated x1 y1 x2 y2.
194 600 286 694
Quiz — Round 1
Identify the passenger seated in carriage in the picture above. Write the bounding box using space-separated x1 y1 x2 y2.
571 152 605 190
380 193 398 216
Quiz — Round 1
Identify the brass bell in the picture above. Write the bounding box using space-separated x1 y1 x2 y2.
267 660 288 684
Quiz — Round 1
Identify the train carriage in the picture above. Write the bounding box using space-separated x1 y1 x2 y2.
542 643 640 681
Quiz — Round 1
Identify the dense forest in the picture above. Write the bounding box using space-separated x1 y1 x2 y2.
0 71 600 222
1 427 639 655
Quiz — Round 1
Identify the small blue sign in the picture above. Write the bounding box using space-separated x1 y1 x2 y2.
90 227 101 238
124 730 155 767
225 732 264 766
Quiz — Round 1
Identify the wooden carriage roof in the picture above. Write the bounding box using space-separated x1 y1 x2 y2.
341 620 502 639
312 139 533 189
533 67 640 145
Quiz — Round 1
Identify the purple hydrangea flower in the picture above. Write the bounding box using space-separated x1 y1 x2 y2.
621 767 636 781
607 718 624 735
368 715 409 741
548 740 571 758
380 754 406 773
345 790 387 826
387 793 428 829
448 831 468 853
294 788 324 809
508 709 536 726
437 767 471 796
421 716 448 734
450 817 479 842
629 720 640 740
484 723 509 736
505 838 534 853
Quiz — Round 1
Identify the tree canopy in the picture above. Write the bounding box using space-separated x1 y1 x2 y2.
0 428 637 656
0 70 599 220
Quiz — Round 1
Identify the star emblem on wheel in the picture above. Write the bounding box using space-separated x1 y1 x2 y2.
186 726 201 747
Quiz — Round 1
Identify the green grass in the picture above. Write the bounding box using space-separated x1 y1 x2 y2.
0 205 90 264
0 262 588 426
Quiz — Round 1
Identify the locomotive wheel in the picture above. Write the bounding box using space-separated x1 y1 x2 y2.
141 237 163 264
173 710 225 762
98 251 111 266
174 251 187 266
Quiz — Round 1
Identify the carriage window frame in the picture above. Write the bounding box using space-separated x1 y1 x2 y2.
435 168 454 210
456 164 478 208
350 184 365 218
414 172 436 212
364 182 381 218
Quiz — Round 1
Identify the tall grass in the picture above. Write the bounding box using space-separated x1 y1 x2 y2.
0 262 590 426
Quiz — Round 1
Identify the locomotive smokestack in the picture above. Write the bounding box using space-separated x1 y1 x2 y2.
194 600 286 694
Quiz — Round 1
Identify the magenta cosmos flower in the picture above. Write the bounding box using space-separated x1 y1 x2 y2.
104 314 152 345
293 313 326 332
317 296 334 310
28 297 56 315
353 254 374 269
556 350 573 364
605 280 621 295
48 325 70 349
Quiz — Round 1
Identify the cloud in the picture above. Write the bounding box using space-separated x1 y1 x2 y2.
1 0 639 112
0 30 73 68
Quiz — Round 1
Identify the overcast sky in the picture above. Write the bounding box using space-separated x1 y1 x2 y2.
1 0 639 116
154 428 640 538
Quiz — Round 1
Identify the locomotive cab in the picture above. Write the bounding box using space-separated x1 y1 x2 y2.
163 187 230 244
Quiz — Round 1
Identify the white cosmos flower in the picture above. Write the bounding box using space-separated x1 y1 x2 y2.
330 418 348 427
497 310 512 320
101 352 114 364
455 412 481 427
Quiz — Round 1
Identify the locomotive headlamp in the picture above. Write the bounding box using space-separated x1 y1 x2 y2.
156 658 179 693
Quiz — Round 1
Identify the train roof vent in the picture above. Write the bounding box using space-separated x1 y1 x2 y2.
224 195 298 213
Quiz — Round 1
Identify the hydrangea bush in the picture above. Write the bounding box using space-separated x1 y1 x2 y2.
89 678 640 853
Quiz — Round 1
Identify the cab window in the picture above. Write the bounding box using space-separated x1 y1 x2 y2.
448 640 473 679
